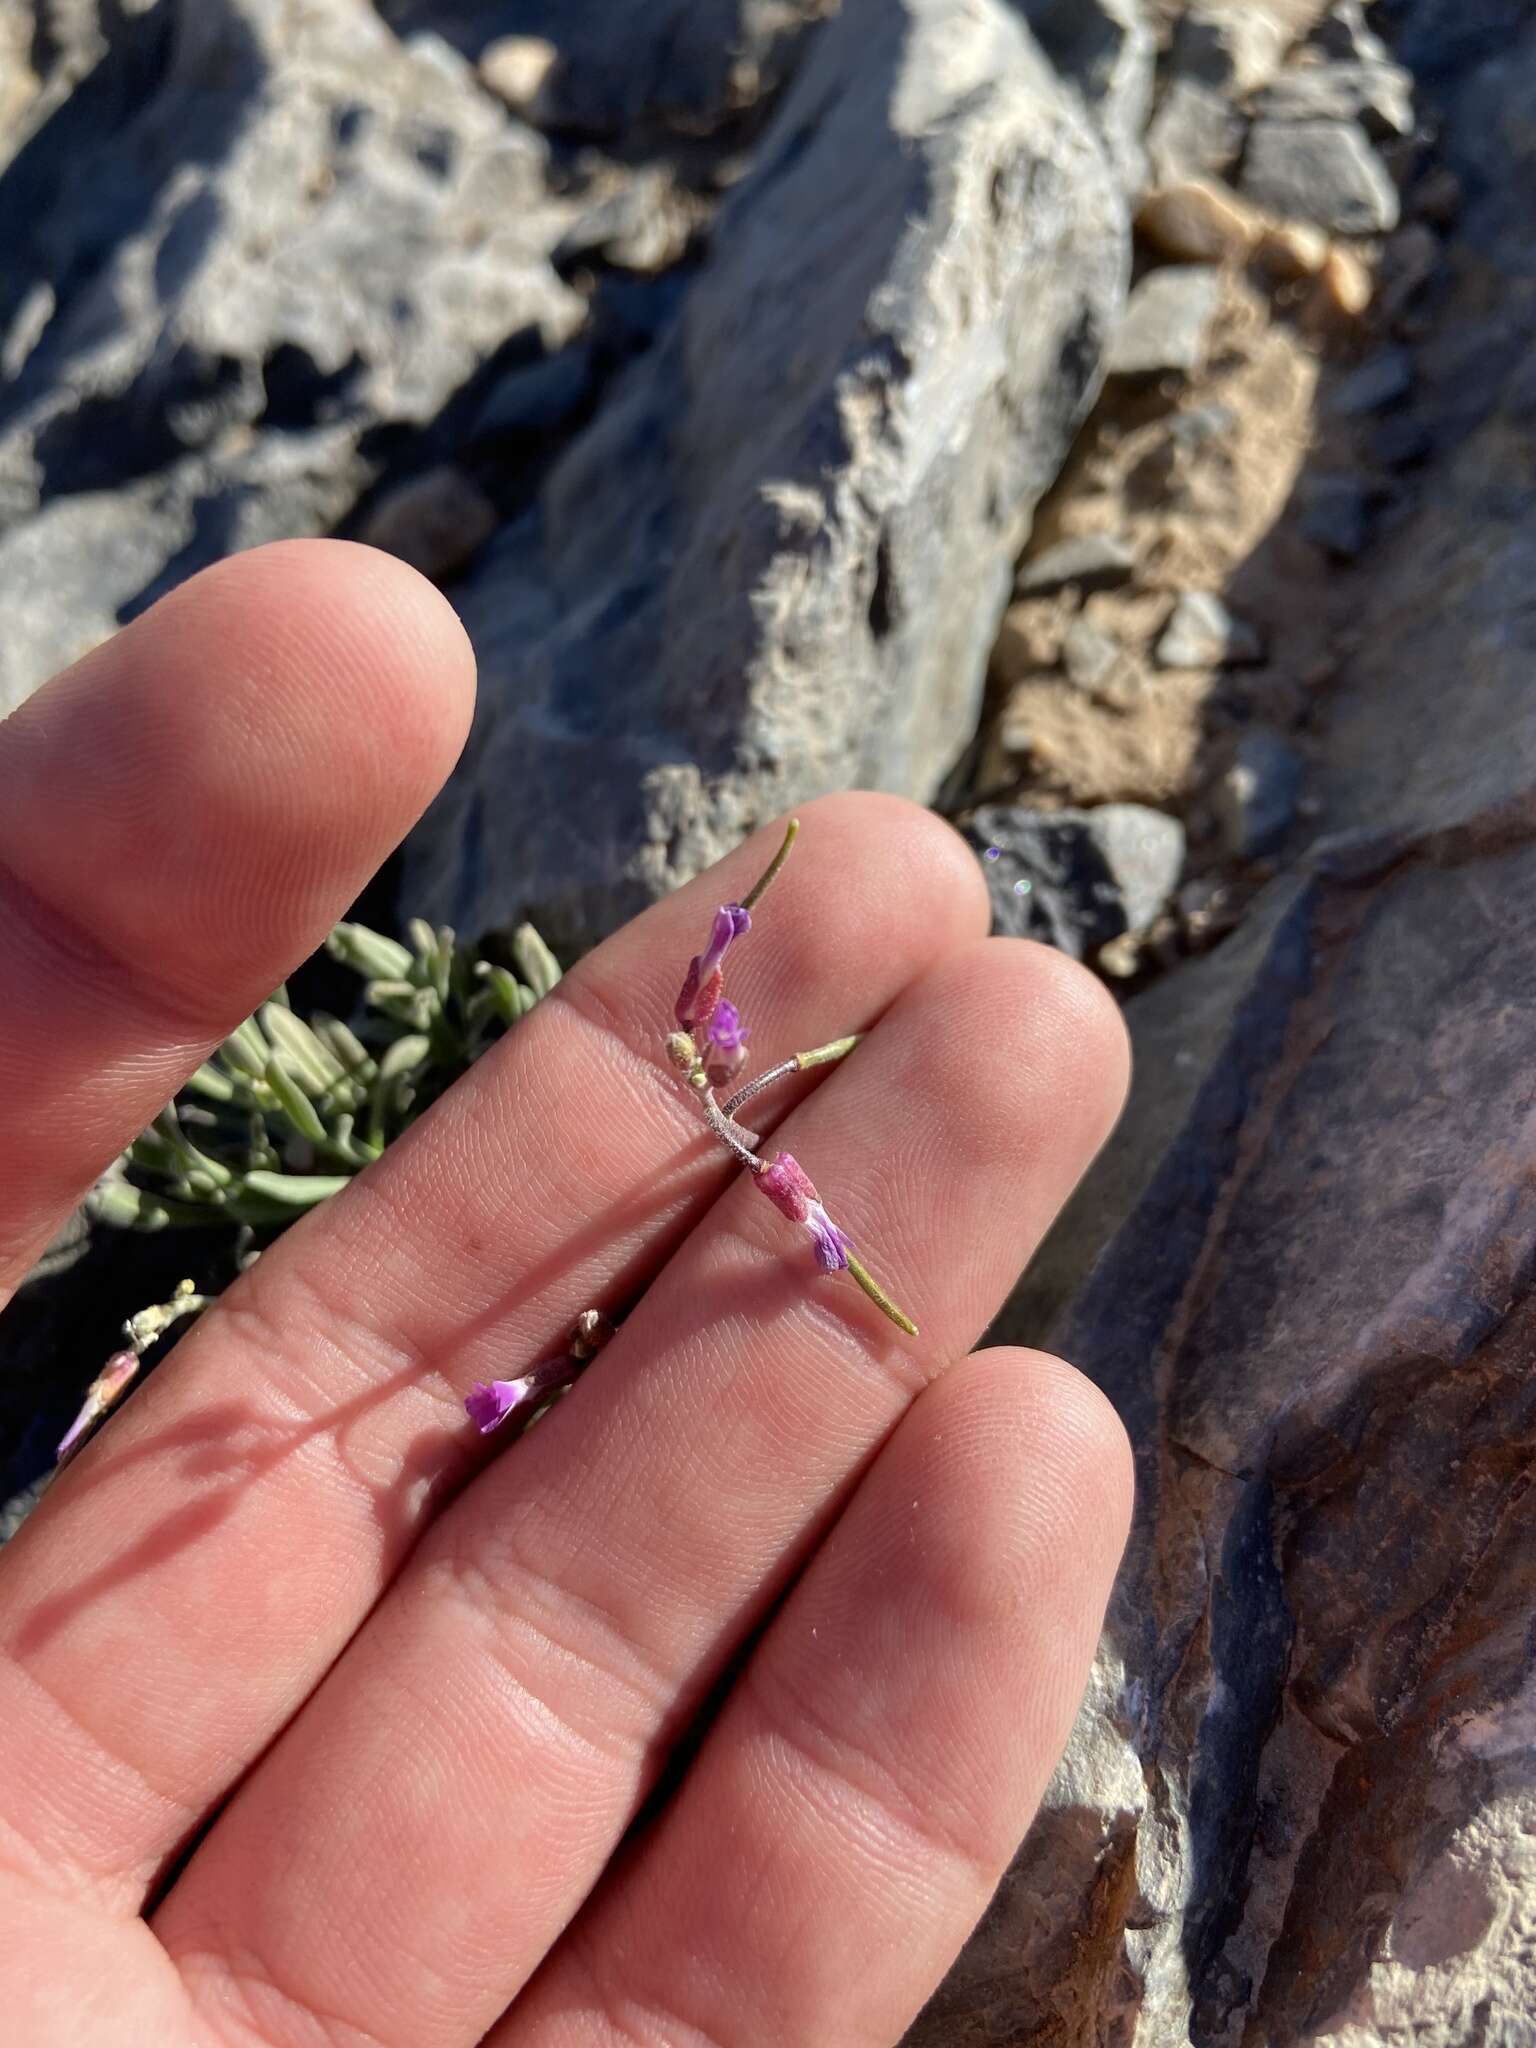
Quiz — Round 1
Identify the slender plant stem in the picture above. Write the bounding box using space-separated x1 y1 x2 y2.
846 1253 919 1336
699 1089 764 1169
721 1034 862 1119
740 818 800 913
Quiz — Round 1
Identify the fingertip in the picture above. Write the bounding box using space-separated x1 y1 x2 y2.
163 538 478 796
0 540 478 1009
903 1347 1134 1627
786 791 994 943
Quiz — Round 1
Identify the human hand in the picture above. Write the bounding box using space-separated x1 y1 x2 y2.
0 542 1132 2047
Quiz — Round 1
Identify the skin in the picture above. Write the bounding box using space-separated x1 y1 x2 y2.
0 540 1134 2048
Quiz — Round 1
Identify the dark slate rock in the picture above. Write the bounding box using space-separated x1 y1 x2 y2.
1298 472 1371 558
1370 413 1434 468
0 0 583 716
470 343 597 444
965 802 1186 956
1213 728 1304 856
1327 346 1415 416
1241 116 1402 234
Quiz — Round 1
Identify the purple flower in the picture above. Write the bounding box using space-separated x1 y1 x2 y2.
465 1379 531 1433
675 904 751 1029
755 1152 854 1273
704 997 749 1085
465 1355 579 1435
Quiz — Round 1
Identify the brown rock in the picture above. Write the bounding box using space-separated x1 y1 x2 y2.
1314 241 1374 319
1254 218 1331 280
1136 180 1259 265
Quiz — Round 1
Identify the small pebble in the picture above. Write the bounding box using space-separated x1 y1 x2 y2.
1328 346 1414 417
356 466 498 583
1215 730 1305 858
1061 617 1123 694
1016 531 1137 598
1146 79 1246 187
1256 220 1332 280
1108 264 1222 379
478 35 558 112
1316 243 1374 318
1242 118 1401 237
1137 181 1257 265
1156 591 1265 669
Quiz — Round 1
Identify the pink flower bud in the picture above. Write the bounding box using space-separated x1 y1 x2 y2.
675 905 750 1028
755 1152 854 1272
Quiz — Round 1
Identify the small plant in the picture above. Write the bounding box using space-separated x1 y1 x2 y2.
89 917 561 1236
464 821 917 1434
52 918 562 1471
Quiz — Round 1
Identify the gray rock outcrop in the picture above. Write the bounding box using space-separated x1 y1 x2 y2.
0 0 583 713
908 12 1536 2038
405 0 1130 951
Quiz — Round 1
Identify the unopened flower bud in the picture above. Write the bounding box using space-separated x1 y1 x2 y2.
666 1032 701 1074
675 905 750 1028
756 1152 854 1273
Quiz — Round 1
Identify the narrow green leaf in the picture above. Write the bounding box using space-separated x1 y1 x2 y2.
311 1015 374 1075
221 1016 270 1077
241 1171 351 1208
263 1057 327 1144
328 922 414 981
376 1033 432 1085
512 924 562 999
185 1062 236 1102
474 962 523 1027
262 1004 343 1091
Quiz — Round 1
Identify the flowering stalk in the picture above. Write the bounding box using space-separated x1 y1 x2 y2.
669 822 918 1336
462 820 917 1435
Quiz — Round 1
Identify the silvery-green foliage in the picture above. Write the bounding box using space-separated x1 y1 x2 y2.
90 920 559 1236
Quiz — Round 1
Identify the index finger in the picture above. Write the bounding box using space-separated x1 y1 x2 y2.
0 539 476 1301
